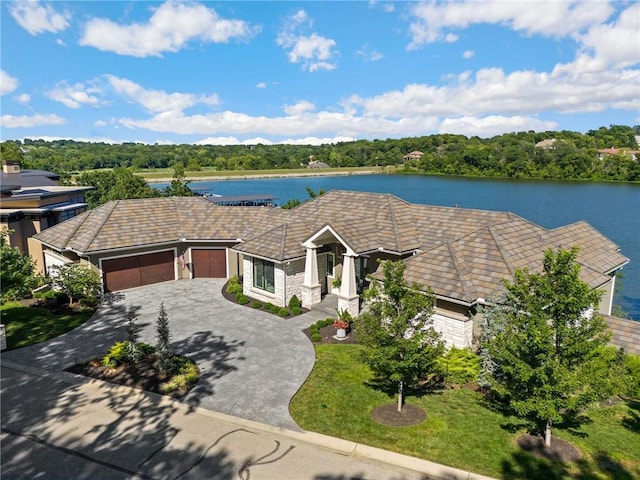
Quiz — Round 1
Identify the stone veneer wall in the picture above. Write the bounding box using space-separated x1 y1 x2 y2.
284 258 305 306
431 312 474 348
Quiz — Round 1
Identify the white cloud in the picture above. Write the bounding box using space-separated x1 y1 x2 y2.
46 81 103 109
407 1 613 48
256 82 267 89
440 115 558 138
1 113 66 128
80 1 259 57
14 93 31 104
462 50 475 59
355 45 383 62
196 135 355 146
9 0 70 35
1 71 19 95
277 10 338 72
105 75 220 113
94 120 107 127
283 100 315 116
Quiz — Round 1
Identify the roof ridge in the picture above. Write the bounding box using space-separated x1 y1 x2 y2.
487 224 516 277
83 200 119 251
386 195 401 252
446 241 475 301
279 223 287 260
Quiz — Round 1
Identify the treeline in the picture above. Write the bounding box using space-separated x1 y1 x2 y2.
2 125 639 182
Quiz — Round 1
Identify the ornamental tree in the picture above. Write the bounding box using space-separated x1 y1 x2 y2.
480 247 614 447
156 303 173 374
51 263 101 307
355 260 444 412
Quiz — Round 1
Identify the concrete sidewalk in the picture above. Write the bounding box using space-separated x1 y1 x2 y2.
1 361 495 480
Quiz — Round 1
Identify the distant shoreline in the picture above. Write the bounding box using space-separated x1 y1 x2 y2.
144 169 382 184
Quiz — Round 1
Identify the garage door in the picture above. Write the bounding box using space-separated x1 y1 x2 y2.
192 249 227 278
103 251 175 292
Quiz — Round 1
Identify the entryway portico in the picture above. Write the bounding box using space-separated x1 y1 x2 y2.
301 225 360 316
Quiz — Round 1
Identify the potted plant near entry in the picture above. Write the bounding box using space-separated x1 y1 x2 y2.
333 309 352 339
331 275 342 294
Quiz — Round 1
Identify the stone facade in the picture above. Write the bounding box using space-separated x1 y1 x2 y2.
284 258 305 306
431 312 474 349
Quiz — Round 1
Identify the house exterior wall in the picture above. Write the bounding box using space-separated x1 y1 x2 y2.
598 275 615 316
432 299 475 348
284 258 305 305
2 217 43 253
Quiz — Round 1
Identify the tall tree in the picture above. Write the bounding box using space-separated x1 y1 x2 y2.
75 168 160 208
355 260 444 412
155 302 173 374
0 229 41 301
480 247 613 447
163 164 194 197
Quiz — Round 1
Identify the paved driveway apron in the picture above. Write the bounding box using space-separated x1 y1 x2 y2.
2 279 318 431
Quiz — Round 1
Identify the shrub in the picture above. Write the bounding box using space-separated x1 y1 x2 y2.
33 289 57 301
237 295 249 305
311 332 322 342
161 357 199 393
625 354 640 399
102 341 128 368
291 306 302 315
278 308 291 317
321 318 334 327
263 302 274 311
439 347 481 385
288 295 301 309
268 304 281 314
226 275 243 296
251 300 263 309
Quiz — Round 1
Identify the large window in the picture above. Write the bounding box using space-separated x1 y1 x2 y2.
253 258 275 293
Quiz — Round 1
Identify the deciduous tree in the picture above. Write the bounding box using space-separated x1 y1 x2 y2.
0 229 42 301
355 260 444 412
51 263 101 307
480 247 614 447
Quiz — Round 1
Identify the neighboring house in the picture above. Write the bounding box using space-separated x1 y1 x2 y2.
403 151 424 162
0 160 93 256
597 148 640 161
31 190 628 348
308 160 330 169
534 138 557 150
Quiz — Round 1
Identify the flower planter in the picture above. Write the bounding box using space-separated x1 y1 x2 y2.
336 328 347 339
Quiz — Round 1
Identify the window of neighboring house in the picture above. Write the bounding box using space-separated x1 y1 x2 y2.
253 258 275 293
326 252 335 277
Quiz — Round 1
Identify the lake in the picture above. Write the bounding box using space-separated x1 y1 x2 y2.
155 174 640 319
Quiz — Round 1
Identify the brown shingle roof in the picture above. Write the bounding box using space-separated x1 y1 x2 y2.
33 190 628 303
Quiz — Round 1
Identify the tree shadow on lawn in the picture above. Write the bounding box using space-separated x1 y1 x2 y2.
621 399 640 434
502 449 638 480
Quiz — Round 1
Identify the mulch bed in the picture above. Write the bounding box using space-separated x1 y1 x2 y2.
302 324 358 344
66 355 197 399
370 403 426 427
517 433 583 463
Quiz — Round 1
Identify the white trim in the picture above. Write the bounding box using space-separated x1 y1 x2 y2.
303 224 357 256
98 247 178 289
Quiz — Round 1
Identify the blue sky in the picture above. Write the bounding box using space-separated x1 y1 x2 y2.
1 1 639 145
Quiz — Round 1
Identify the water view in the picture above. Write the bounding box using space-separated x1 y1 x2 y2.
155 174 640 319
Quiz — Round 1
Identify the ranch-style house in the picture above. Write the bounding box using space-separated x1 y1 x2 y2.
30 190 628 348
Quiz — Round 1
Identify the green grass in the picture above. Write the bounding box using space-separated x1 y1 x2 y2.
136 165 389 180
1 302 94 350
290 344 640 479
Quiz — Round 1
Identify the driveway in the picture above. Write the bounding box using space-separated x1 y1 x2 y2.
2 279 331 430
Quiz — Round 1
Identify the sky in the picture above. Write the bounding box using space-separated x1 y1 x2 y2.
1 1 639 146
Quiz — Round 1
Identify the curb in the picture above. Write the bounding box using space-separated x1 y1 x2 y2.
2 360 497 480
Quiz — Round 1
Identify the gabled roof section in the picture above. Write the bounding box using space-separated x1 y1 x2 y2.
234 221 313 261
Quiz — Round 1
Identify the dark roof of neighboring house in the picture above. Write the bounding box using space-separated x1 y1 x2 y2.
1 169 60 188
33 190 628 304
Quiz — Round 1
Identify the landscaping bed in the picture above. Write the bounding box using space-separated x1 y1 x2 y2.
222 276 308 318
66 352 199 399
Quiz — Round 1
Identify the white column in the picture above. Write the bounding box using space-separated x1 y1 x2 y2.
338 254 360 316
302 247 321 308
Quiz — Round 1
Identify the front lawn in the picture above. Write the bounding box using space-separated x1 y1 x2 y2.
1 301 94 350
290 344 640 479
